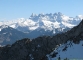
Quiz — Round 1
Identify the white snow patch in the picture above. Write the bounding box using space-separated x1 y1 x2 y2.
77 15 83 20
0 29 1 31
10 24 16 28
29 26 39 30
62 22 75 28
61 15 70 21
47 40 83 60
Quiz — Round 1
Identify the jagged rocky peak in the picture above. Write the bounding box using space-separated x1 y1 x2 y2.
53 13 58 16
30 12 63 18
29 12 65 22
30 13 38 17
57 12 63 15
39 13 45 15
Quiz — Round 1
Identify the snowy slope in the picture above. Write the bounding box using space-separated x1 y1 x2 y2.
0 18 39 33
47 40 83 60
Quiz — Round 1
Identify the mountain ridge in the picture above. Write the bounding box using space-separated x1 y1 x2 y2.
0 25 29 45
0 12 83 39
0 12 83 32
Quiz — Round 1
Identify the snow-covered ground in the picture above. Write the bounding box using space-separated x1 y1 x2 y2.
47 40 83 60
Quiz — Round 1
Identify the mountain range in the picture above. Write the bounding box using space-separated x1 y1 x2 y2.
0 12 83 45
1 12 83 33
0 18 83 60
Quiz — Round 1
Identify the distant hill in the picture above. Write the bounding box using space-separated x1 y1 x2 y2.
0 25 28 45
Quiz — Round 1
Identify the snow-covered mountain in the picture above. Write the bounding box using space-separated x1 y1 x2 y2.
0 12 83 31
0 12 83 38
47 40 83 60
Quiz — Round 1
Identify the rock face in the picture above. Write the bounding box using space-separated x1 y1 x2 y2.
0 20 83 60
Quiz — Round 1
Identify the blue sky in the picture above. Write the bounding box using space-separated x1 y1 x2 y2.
0 0 83 21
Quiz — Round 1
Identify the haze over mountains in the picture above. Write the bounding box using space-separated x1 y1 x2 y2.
0 12 83 45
